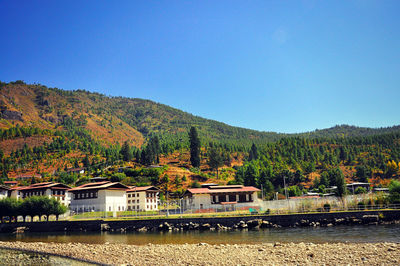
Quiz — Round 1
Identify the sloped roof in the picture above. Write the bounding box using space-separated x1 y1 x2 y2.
0 185 11 191
18 182 71 191
69 181 128 191
126 186 159 192
186 185 260 195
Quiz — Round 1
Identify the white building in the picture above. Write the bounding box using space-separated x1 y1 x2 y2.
12 182 71 205
126 186 159 211
183 184 261 211
0 185 11 200
69 181 128 213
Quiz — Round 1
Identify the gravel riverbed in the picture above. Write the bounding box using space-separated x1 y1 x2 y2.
0 241 399 265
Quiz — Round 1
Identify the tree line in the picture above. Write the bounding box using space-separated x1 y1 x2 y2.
0 196 67 222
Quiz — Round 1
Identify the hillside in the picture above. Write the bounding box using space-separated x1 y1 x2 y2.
1 81 399 147
0 81 399 197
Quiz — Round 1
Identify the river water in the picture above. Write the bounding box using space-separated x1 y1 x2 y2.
1 224 400 245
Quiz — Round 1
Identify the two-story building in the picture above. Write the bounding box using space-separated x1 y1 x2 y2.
13 182 71 205
126 186 159 211
183 184 260 211
69 181 128 213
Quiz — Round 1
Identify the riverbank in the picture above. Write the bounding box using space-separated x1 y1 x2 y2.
0 241 399 265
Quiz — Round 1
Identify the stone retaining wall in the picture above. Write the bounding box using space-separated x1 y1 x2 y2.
1 210 399 233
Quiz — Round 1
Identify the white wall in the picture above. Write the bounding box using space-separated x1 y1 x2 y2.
185 192 260 210
104 190 127 212
0 189 8 200
127 191 159 211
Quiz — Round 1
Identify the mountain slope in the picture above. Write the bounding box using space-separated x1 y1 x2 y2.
0 81 399 147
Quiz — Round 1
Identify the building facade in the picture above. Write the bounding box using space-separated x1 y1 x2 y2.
183 184 261 211
69 181 128 213
126 186 159 211
0 185 11 200
11 182 71 205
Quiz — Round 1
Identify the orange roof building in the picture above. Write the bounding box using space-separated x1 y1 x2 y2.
183 184 261 211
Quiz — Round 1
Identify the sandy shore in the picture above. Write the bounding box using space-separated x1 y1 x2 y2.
0 241 399 265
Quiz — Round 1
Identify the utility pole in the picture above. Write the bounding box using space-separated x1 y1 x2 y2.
283 176 290 212
261 184 264 200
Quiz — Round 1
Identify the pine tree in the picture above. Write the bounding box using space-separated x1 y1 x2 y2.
120 141 133 162
189 127 201 167
248 143 258 161
207 147 224 178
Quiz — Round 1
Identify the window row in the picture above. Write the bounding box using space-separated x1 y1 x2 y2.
74 192 98 200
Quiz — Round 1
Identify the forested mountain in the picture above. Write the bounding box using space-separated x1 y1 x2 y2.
0 80 399 194
1 81 399 146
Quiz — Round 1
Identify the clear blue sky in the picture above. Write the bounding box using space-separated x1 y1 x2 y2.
1 0 399 133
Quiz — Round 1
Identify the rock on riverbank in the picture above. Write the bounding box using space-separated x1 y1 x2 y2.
0 241 399 265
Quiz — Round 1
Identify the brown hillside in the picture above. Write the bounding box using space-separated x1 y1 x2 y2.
0 84 144 147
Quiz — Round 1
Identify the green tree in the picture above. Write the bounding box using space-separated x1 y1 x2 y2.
355 165 370 182
248 143 258 161
189 127 201 167
110 173 126 182
0 198 21 222
388 180 400 204
207 147 224 178
334 168 346 197
288 185 302 197
120 141 133 162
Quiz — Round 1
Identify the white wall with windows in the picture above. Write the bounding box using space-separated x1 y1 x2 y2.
126 191 158 211
70 189 126 212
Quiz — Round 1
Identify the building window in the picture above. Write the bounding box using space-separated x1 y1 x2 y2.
137 193 139 197
128 194 131 198
128 200 131 204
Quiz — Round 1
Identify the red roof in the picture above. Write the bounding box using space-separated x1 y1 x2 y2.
126 186 160 192
69 181 128 191
186 185 260 194
18 182 71 191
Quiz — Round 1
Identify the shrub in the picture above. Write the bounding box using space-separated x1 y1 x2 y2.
191 181 201 188
110 173 126 182
323 203 331 212
388 180 400 204
355 187 367 194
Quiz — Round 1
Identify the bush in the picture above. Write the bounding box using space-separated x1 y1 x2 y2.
355 187 367 194
389 180 400 204
191 181 201 188
110 173 126 182
323 203 331 212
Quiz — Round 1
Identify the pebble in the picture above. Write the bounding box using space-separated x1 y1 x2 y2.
0 241 399 265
